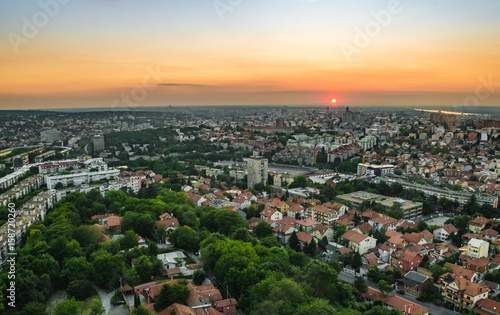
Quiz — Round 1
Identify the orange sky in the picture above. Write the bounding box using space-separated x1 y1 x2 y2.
1 0 499 109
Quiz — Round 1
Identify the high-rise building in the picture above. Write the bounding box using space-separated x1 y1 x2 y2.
93 135 105 152
247 157 268 189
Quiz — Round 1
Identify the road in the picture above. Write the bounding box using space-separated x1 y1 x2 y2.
338 271 457 315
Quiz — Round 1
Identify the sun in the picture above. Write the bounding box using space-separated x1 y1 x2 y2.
331 99 337 103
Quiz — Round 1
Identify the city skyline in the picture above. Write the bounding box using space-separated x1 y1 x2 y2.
1 0 500 109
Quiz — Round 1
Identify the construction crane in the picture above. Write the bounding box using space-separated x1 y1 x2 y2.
355 152 366 175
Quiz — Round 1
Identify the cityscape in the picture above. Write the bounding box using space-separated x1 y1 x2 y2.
1 1 500 315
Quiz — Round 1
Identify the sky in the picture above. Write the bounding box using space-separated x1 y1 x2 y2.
0 0 500 109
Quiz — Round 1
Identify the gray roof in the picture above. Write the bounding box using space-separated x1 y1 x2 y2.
403 271 429 286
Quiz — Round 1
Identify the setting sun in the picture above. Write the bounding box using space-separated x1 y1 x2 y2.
331 99 337 103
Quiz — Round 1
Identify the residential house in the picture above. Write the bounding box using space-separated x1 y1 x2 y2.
287 204 304 218
295 218 319 233
312 225 334 242
296 231 313 250
472 298 500 315
354 222 375 235
467 239 489 258
403 271 431 295
402 233 427 246
107 216 122 233
232 195 251 210
336 215 355 229
260 208 283 221
269 198 289 213
369 215 399 231
396 250 422 272
460 256 490 280
480 229 499 242
470 217 489 233
433 224 458 242
438 272 489 312
215 298 238 315
186 283 223 307
341 230 377 254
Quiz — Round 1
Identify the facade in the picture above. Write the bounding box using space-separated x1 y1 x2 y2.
341 230 377 254
467 239 489 258
45 169 120 189
439 273 489 312
357 163 395 176
338 191 423 219
93 135 106 152
396 250 422 272
403 271 430 295
247 157 268 189
433 224 458 242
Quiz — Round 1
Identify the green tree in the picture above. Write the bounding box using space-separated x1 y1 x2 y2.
351 252 362 271
89 298 105 315
134 255 154 282
20 302 48 315
231 227 253 242
193 269 206 286
377 279 394 294
255 221 273 239
289 176 307 188
168 226 200 251
120 230 139 249
53 297 82 315
353 276 368 293
66 279 92 300
90 250 125 288
288 231 300 251
335 225 347 243
155 283 190 310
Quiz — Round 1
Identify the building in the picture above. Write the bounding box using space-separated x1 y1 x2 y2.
470 217 489 234
438 273 489 312
396 250 422 272
357 163 395 176
45 169 120 189
247 157 268 189
467 239 489 258
433 224 458 242
93 135 106 152
341 230 377 254
403 271 431 295
338 191 423 219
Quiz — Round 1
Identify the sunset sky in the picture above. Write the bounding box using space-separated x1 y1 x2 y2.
1 0 499 109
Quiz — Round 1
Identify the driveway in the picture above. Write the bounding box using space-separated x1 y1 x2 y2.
338 271 457 315
93 285 129 315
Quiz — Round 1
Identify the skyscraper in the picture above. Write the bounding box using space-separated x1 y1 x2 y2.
247 157 268 189
93 135 105 152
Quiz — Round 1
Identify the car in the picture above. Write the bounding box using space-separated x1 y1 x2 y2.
416 297 426 302
194 251 199 256
397 290 405 295
113 301 125 306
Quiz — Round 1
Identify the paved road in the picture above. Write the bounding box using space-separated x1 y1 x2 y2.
338 271 457 315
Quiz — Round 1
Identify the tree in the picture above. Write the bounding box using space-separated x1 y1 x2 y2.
120 230 139 249
377 279 394 294
131 306 155 315
288 231 300 251
231 227 253 242
155 283 190 310
168 226 200 251
260 236 281 248
193 269 206 286
134 293 141 308
53 297 82 315
90 250 125 288
134 255 154 282
351 252 362 271
21 302 48 315
89 298 105 315
289 176 307 188
335 225 347 243
353 276 368 293
255 221 273 239
66 279 92 300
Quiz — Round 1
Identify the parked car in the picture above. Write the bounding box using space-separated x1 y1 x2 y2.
416 296 426 302
397 290 405 295
114 301 125 306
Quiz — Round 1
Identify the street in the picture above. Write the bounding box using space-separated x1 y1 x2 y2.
338 271 457 315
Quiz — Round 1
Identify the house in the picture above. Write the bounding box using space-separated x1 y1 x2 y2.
287 204 304 218
188 193 207 206
273 222 298 245
382 294 430 315
444 263 478 282
232 195 251 210
480 228 499 242
420 230 434 243
295 218 319 233
157 251 187 269
433 224 458 242
260 208 283 221
403 271 430 295
396 250 422 273
215 298 238 315
472 298 500 315
341 230 377 254
354 222 375 235
438 272 489 312
460 256 490 280
402 232 427 246
467 239 489 258
369 215 399 231
159 303 222 315
106 216 122 233
269 198 289 213
469 217 489 233
312 225 334 241
155 217 180 234
186 283 223 307
336 215 355 229
296 231 313 250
